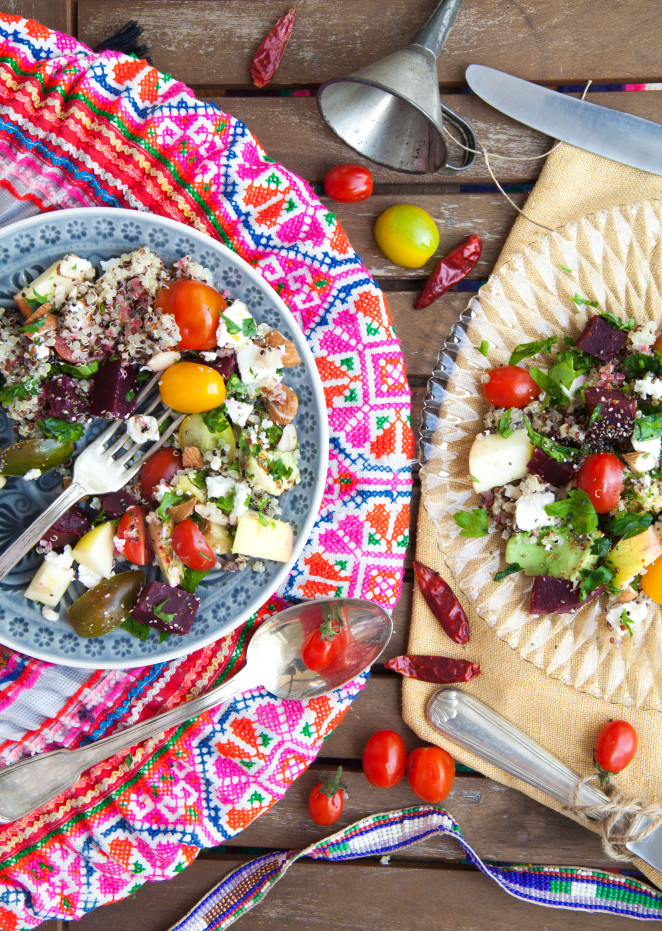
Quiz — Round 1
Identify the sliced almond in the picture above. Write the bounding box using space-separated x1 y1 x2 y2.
168 497 196 523
182 446 203 469
265 384 298 425
23 302 55 326
616 588 638 604
261 329 301 368
622 451 658 473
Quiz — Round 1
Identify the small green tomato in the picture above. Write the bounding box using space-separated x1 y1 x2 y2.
374 204 439 268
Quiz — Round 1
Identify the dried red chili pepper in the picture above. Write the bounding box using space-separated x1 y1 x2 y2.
413 560 470 644
251 7 297 88
415 234 482 309
385 654 481 684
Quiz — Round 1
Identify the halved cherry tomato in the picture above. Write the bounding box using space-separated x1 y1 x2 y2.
363 730 407 788
374 204 439 268
301 616 344 671
482 366 541 409
324 164 373 203
159 362 226 413
407 746 455 803
308 767 346 826
576 452 624 514
642 552 662 603
140 447 183 503
155 279 226 351
116 506 153 566
594 719 637 786
171 518 215 571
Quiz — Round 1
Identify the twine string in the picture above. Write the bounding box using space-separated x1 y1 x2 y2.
443 81 593 233
564 773 662 862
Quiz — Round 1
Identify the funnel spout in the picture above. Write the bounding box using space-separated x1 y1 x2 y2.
411 0 465 59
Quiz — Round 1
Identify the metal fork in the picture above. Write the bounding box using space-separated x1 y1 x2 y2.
0 372 184 583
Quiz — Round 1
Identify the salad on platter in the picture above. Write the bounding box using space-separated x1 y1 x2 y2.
0 246 304 642
464 302 662 639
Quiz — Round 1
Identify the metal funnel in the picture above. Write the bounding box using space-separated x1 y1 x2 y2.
317 0 476 173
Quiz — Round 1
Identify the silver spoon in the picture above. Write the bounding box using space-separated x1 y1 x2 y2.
0 598 392 822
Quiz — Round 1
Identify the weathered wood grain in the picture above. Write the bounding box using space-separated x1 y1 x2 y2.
77 0 662 87
5 0 71 32
224 764 615 868
389 290 469 376
70 856 650 930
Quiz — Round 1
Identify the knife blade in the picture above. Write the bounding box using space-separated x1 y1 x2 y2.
465 64 662 176
427 687 662 872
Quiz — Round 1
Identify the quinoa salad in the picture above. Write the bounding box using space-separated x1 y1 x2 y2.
463 304 662 640
0 247 303 641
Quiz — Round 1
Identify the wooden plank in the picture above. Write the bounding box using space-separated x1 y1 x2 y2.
389 290 469 377
207 91 662 188
227 764 615 868
77 0 662 87
4 0 71 33
70 856 650 931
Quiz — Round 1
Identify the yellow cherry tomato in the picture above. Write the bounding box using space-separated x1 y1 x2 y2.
374 204 439 268
642 553 662 603
159 362 225 413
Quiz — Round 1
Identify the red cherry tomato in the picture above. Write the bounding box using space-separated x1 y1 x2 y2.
300 617 343 671
362 730 407 788
407 746 455 803
576 452 624 514
594 720 638 784
324 164 373 203
308 767 346 826
139 448 183 503
482 366 541 409
171 519 215 571
116 506 153 566
155 279 226 351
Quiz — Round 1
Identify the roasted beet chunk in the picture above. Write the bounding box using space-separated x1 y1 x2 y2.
101 489 142 518
39 504 91 551
576 316 628 362
129 581 200 635
41 374 90 420
208 353 237 380
89 359 139 419
585 387 636 442
529 575 603 615
527 448 577 486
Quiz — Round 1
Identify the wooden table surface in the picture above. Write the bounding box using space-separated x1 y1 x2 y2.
10 0 662 927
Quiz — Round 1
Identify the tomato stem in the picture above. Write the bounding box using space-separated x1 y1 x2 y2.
319 766 346 798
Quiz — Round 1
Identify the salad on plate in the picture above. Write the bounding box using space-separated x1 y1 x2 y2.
464 303 662 639
0 246 304 642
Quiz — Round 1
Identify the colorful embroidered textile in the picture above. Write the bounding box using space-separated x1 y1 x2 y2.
0 15 413 928
169 806 662 930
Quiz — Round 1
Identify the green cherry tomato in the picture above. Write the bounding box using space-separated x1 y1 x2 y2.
374 204 440 268
67 570 145 638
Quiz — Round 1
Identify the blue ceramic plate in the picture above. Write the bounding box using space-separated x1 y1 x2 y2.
0 208 328 668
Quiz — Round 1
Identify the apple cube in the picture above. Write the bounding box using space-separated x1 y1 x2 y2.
232 511 294 563
469 429 534 494
25 560 75 607
72 521 115 579
606 527 662 589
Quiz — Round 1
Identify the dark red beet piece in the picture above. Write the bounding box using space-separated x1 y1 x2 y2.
208 354 237 380
527 448 576 486
585 387 636 442
41 375 90 420
129 580 200 635
89 360 138 419
576 316 628 362
101 490 142 518
39 504 91 551
529 575 604 615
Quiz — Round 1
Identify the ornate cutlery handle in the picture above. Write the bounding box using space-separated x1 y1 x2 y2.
426 687 607 810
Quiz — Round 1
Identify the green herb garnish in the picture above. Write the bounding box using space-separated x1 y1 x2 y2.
0 378 40 405
509 335 557 366
36 418 85 441
478 339 489 357
620 609 635 638
57 360 100 379
579 564 617 601
219 311 241 335
153 600 175 625
607 512 653 540
599 311 636 332
120 617 151 642
633 412 662 442
454 508 489 537
494 563 521 582
226 374 249 397
560 264 573 275
242 317 258 339
590 536 612 557
523 416 580 462
588 403 602 425
544 489 598 534
156 491 187 520
571 294 599 308
202 407 231 433
180 568 210 593
497 408 514 439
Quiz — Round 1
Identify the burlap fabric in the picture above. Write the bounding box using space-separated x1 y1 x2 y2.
403 142 662 889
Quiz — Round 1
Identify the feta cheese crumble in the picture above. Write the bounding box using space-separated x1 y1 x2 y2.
515 492 558 532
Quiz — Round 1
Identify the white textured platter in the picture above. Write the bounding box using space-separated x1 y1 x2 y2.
420 200 662 710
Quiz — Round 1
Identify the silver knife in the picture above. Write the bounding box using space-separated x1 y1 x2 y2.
427 687 662 871
465 64 662 176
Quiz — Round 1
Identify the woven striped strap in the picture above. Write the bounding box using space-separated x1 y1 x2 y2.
168 806 662 929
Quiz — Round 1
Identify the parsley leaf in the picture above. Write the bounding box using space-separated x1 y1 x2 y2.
633 412 662 443
560 264 573 275
120 617 151 642
579 564 617 601
270 458 293 481
454 508 489 537
157 491 187 520
607 512 653 540
590 536 612 557
242 317 258 339
56 360 100 379
21 317 48 333
571 294 599 308
180 568 210 593
494 563 521 582
36 418 85 441
544 489 598 534
477 339 489 357
0 378 40 405
619 609 635 638
599 311 636 332
202 407 231 433
498 408 514 438
588 403 602 425
523 416 580 462
226 374 249 397
622 350 662 380
154 600 175 625
219 311 241 335
509 335 557 366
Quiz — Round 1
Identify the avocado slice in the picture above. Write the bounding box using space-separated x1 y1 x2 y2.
505 527 602 581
